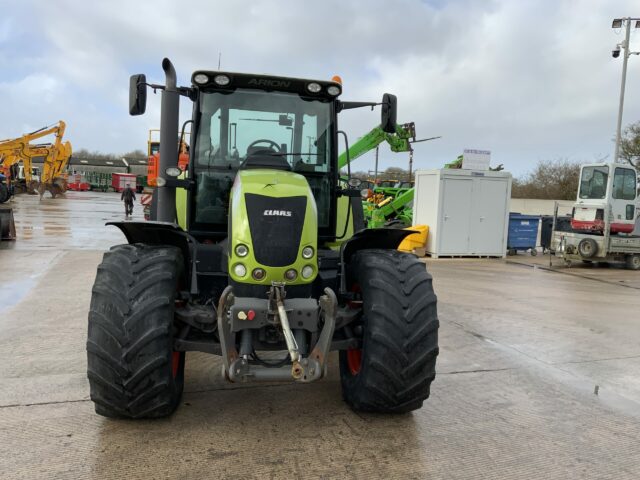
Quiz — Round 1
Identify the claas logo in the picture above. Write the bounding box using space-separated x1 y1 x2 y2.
263 210 292 217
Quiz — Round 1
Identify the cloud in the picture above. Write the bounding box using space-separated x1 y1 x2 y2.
1 0 639 175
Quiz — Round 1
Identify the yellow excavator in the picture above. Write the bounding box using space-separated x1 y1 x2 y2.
0 121 72 199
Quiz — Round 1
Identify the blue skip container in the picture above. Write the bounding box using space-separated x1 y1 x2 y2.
507 213 540 256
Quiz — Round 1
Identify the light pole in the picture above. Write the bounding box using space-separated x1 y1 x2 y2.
374 146 379 183
612 17 640 163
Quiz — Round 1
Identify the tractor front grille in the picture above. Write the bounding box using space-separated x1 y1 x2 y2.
244 193 307 267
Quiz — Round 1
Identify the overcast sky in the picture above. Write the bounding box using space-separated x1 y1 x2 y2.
1 0 639 176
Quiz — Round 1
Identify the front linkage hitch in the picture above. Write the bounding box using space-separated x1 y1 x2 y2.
217 284 337 383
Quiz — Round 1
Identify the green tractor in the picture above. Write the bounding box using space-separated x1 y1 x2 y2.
86 58 439 417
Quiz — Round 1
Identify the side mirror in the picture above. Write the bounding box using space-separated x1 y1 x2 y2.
380 93 397 133
129 74 147 116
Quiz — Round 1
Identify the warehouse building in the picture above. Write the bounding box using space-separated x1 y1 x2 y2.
29 156 149 176
29 156 149 191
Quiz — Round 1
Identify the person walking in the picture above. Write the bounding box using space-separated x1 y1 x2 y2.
121 183 136 217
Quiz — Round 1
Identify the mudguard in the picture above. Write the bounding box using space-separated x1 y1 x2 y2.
341 227 416 263
107 221 198 293
339 227 417 293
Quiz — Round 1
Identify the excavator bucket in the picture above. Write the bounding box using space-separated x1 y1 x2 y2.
53 177 68 196
0 206 16 241
27 180 39 195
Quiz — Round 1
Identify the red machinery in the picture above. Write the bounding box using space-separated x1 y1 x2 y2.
111 173 137 193
67 174 90 191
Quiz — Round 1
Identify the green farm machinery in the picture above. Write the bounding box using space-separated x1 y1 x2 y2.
86 59 439 418
337 122 420 228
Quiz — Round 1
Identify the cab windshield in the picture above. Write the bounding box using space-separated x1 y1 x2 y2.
579 165 608 200
193 89 333 228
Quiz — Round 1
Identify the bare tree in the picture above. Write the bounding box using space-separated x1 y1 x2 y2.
619 121 640 169
381 167 410 181
344 167 410 182
350 170 369 180
512 159 581 200
73 149 118 161
122 149 147 160
72 148 147 162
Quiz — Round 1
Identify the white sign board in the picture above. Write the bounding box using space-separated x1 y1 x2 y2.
462 149 491 171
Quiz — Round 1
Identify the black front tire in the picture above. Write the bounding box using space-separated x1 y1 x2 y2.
87 244 185 418
340 249 439 413
0 183 8 203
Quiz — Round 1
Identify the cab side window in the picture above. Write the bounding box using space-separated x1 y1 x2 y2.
613 168 637 201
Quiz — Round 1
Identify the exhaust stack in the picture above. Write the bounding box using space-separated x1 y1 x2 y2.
157 58 179 223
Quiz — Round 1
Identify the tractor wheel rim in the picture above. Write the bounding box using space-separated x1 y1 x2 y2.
171 352 180 378
347 349 362 376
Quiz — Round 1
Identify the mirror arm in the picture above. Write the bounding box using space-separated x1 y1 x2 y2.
164 178 195 189
337 101 380 112
337 187 362 198
142 83 195 100
177 86 196 100
144 82 165 93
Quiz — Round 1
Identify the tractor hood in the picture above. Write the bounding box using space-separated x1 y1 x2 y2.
228 169 318 285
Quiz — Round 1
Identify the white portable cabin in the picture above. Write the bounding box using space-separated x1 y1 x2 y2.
413 169 512 258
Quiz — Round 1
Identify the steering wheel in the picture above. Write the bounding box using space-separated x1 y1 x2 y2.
246 139 281 155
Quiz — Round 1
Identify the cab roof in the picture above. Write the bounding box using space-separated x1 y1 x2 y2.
191 71 342 98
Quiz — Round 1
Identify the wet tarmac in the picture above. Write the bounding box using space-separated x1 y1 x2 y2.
1 192 639 479
0 191 133 251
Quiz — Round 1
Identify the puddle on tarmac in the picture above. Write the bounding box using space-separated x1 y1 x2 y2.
0 277 37 313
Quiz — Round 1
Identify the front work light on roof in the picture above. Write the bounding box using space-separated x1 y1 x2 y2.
214 74 231 86
306 82 321 93
194 73 209 85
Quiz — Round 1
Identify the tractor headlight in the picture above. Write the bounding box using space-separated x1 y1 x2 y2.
235 244 249 257
165 167 181 177
194 73 209 85
252 268 266 280
348 177 362 188
284 269 297 281
302 246 314 259
306 82 321 93
301 265 314 279
233 263 247 277
214 74 231 86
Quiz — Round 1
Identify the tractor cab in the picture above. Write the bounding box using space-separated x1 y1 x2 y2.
572 162 639 234
188 73 339 240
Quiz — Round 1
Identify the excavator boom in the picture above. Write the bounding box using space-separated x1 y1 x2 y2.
0 121 71 198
